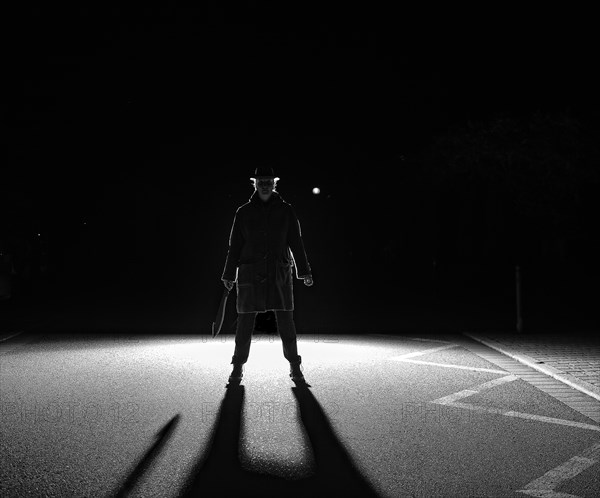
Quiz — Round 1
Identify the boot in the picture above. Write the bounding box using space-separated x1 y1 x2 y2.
229 363 244 383
289 356 304 382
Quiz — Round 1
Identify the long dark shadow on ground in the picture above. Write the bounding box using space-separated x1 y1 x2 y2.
179 384 382 498
114 414 181 497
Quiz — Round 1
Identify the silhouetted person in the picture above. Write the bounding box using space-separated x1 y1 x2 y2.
222 166 313 384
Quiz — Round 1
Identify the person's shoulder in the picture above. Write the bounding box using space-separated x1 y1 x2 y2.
282 201 302 221
281 197 296 212
237 200 253 212
275 193 292 208
277 197 295 214
231 202 250 219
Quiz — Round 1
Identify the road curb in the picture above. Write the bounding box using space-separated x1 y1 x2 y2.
462 332 600 402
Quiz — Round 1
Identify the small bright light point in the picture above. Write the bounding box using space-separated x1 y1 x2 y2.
37 233 41 237
312 187 320 195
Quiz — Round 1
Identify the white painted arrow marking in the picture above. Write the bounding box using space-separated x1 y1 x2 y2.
431 375 600 432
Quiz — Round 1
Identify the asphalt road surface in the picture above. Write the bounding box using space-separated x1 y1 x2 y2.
1 332 599 497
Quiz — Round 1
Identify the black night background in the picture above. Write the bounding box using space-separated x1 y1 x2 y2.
3 5 599 336
3 6 600 498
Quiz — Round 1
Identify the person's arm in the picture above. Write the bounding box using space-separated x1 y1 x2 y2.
287 206 311 280
222 209 244 283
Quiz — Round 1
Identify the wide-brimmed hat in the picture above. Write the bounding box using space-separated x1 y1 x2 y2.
250 166 280 181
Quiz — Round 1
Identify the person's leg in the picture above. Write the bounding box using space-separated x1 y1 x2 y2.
231 312 257 364
275 310 300 363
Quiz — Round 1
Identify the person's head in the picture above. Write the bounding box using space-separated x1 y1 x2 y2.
250 166 280 201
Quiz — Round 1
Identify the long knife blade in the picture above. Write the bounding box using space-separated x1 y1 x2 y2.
212 288 231 338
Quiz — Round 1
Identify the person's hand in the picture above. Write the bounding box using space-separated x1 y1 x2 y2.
223 280 234 291
303 275 313 287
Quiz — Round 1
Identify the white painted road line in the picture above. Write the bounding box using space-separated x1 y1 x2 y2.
403 337 453 344
432 375 519 404
390 357 508 375
446 402 600 432
431 375 600 432
368 335 452 344
433 390 481 404
516 441 600 497
0 333 43 356
503 411 600 432
0 331 25 342
469 374 522 391
393 343 458 360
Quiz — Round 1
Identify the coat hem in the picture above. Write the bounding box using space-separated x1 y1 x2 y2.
237 308 295 313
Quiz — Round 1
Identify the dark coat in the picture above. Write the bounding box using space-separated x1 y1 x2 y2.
222 191 311 313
